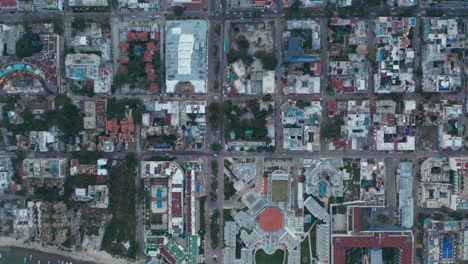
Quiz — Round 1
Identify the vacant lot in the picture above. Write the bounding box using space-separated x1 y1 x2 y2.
419 126 438 150
230 22 275 54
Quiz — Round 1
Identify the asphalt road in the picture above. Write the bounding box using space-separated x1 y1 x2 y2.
1 3 467 264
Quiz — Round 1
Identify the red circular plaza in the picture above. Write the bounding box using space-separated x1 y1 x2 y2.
259 208 284 233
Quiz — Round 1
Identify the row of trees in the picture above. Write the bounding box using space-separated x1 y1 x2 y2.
210 160 219 201
210 209 220 249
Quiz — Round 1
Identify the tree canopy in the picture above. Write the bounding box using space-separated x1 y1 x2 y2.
16 33 43 58
174 6 185 16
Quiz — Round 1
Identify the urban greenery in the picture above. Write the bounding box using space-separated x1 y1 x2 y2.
323 117 344 139
106 97 146 123
16 33 43 58
102 155 138 259
222 99 273 142
210 209 220 248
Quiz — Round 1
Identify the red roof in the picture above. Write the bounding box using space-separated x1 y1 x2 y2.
253 0 265 6
332 138 351 149
259 208 283 232
119 55 129 64
127 32 148 42
333 232 413 264
152 32 160 40
144 52 153 62
0 0 17 7
146 42 156 51
10 184 19 192
145 63 153 72
77 164 98 175
328 100 338 112
381 114 396 126
137 32 148 42
160 247 176 264
86 79 94 89
119 65 128 74
149 82 159 93
171 192 182 216
96 175 108 183
263 177 268 195
126 32 135 42
147 72 156 81
353 207 361 232
119 42 129 52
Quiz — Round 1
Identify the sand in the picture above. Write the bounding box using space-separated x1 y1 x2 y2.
0 236 137 264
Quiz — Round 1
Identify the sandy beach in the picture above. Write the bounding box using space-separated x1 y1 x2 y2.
0 236 136 264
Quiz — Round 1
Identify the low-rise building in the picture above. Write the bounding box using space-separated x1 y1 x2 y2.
33 0 63 10
419 158 453 209
65 53 111 94
165 20 208 94
303 158 349 202
0 158 14 193
141 161 184 235
328 100 371 150
142 100 207 151
359 159 385 206
0 0 18 13
331 204 414 264
422 18 464 93
328 18 369 94
228 60 276 95
423 219 468 263
373 100 416 151
21 158 67 191
373 17 416 93
422 101 464 150
397 162 413 229
282 100 322 151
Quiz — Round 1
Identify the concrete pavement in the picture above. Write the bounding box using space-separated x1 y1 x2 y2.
2 3 467 264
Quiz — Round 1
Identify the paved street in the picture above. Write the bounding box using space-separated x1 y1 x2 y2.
1 1 466 263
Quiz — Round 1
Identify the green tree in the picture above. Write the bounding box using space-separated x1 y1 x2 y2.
54 94 71 105
72 19 87 31
378 213 389 224
226 49 241 64
323 118 343 139
236 35 250 49
369 47 377 62
174 6 185 16
16 34 43 58
112 73 127 89
55 102 84 138
262 94 272 102
255 51 278 70
211 142 222 153
208 102 221 129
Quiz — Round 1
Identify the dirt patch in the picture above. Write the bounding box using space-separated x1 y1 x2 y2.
231 22 275 55
419 126 438 150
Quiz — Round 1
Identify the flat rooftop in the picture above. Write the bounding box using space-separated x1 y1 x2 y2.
165 20 208 94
